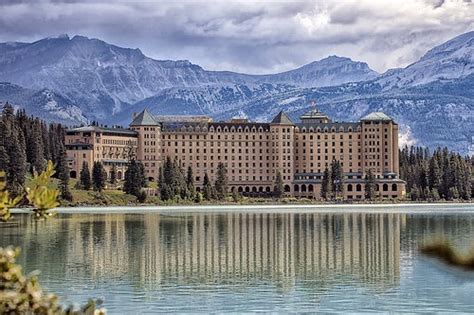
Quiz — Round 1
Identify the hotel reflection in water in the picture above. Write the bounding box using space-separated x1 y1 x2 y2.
13 213 404 290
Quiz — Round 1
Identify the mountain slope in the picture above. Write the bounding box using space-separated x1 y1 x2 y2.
256 56 378 87
376 31 474 89
0 35 379 120
0 82 88 124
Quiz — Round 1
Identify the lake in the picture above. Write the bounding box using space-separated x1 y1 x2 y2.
2 204 474 313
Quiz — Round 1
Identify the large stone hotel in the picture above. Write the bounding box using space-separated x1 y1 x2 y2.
66 108 406 200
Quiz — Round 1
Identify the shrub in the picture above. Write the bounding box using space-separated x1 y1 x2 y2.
0 246 105 314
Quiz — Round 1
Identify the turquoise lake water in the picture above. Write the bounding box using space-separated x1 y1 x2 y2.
2 204 474 313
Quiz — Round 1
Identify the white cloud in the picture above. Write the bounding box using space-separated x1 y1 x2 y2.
0 0 473 74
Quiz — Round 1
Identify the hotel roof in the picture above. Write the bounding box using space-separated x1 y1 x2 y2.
66 126 137 136
271 111 294 125
130 108 160 126
361 112 393 121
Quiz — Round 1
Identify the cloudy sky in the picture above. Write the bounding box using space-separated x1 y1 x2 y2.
0 0 473 74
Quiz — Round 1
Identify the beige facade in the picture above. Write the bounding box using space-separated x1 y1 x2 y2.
66 108 406 200
65 126 138 180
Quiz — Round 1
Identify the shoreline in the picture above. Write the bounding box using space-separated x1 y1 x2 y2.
11 202 474 214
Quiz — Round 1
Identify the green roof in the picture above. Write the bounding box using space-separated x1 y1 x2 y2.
130 108 160 126
360 112 393 121
271 111 294 125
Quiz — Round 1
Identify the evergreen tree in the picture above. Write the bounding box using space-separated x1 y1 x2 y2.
110 164 117 185
124 159 147 200
0 120 9 173
273 171 284 198
214 162 228 200
57 144 73 201
80 162 91 190
138 161 147 189
7 125 27 196
162 157 176 198
399 145 473 201
364 169 376 200
321 167 332 200
203 172 213 200
26 119 45 173
173 159 187 200
419 161 429 191
124 159 138 195
330 160 344 199
92 162 106 192
448 186 459 200
428 155 442 190
158 166 171 200
410 186 420 201
186 166 195 199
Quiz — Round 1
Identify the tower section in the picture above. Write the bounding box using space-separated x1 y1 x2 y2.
269 111 295 195
130 109 162 181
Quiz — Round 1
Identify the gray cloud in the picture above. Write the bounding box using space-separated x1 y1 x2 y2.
0 0 473 73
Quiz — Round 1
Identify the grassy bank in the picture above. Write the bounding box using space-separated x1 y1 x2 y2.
50 180 472 207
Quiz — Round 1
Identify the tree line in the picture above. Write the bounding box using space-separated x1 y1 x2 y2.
0 103 72 201
158 157 229 202
399 146 473 201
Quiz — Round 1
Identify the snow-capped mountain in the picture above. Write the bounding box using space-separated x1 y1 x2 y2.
0 34 378 119
255 56 379 87
376 31 474 89
0 82 88 125
0 31 473 153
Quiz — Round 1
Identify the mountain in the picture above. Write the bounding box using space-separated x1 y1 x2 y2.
256 56 378 87
0 32 473 153
0 82 88 125
0 34 377 120
376 31 474 89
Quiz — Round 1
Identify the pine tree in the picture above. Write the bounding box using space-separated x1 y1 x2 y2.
214 162 228 200
124 159 138 195
110 164 117 185
124 159 147 200
428 156 442 190
158 166 171 200
173 159 187 200
321 167 332 200
419 161 429 191
162 157 176 198
203 172 213 200
57 144 73 201
7 125 27 196
448 186 459 200
273 171 284 198
92 162 106 192
331 160 344 199
400 145 473 201
80 162 91 190
0 120 9 172
138 161 147 189
26 119 45 173
410 186 420 201
186 166 195 199
364 169 376 200
431 188 440 201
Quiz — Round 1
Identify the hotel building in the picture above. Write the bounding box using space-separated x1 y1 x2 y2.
66 108 406 200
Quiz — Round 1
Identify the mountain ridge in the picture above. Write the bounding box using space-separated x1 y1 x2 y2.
0 32 473 154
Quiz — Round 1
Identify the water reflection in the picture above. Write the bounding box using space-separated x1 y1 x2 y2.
3 213 405 289
3 211 474 312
